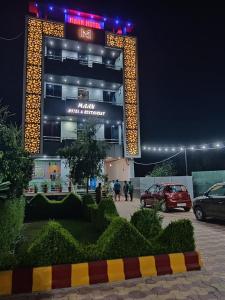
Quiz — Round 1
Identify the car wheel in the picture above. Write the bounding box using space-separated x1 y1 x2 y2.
184 208 191 212
194 206 205 221
161 201 168 213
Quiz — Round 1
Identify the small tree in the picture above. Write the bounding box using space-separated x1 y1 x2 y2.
147 161 177 177
58 121 108 193
0 104 33 197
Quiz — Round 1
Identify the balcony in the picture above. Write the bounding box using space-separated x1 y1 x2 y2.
43 136 123 157
44 55 123 84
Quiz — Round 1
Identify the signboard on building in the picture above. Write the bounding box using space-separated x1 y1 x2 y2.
67 102 106 116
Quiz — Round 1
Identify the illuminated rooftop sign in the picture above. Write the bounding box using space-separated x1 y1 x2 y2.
65 14 104 29
67 103 106 116
78 27 93 41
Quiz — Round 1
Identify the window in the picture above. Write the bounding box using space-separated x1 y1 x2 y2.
103 91 116 103
46 84 62 98
148 185 156 193
78 88 89 100
104 125 119 141
111 126 119 140
208 185 225 196
43 122 60 137
47 48 62 58
165 185 187 193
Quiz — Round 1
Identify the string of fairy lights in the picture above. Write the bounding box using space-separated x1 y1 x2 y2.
142 142 225 153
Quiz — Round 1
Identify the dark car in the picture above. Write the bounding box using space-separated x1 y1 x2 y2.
140 183 192 212
193 183 225 221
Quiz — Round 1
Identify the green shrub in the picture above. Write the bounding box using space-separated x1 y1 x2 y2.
130 208 163 241
62 193 82 218
99 197 118 214
97 217 153 259
82 193 95 205
82 194 95 221
25 193 49 221
0 197 25 270
27 221 84 267
25 193 82 221
93 197 119 232
157 219 195 253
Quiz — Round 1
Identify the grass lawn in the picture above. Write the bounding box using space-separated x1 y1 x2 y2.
21 219 101 247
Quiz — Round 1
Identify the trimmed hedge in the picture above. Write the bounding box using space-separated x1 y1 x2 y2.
157 219 195 253
8 217 195 269
93 197 119 232
130 209 163 241
0 197 25 270
0 191 196 270
25 193 82 221
97 217 153 259
27 221 84 267
82 194 96 221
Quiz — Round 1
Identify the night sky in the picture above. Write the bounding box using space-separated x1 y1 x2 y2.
1 0 225 176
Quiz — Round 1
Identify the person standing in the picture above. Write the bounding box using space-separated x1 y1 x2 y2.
109 180 115 197
95 182 102 204
128 181 134 201
113 179 121 201
123 181 129 201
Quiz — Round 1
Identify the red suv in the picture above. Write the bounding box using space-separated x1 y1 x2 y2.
140 183 192 212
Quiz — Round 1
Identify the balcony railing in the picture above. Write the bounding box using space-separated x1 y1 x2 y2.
43 136 122 144
45 54 122 71
45 94 123 106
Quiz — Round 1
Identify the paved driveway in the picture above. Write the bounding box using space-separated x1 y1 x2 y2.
3 199 225 299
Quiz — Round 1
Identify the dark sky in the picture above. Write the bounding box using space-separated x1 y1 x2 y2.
1 0 225 175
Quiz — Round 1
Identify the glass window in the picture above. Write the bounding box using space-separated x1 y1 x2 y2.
43 122 60 137
158 186 164 192
46 84 62 98
46 84 54 96
78 88 89 100
208 185 225 196
47 48 62 58
111 126 119 140
148 185 156 193
103 91 116 103
166 185 187 193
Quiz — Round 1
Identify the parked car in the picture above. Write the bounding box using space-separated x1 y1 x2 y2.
140 183 192 212
193 182 225 221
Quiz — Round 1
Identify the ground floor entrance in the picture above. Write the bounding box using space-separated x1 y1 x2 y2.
27 157 134 193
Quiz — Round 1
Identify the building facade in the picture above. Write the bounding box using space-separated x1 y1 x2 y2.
23 1 141 190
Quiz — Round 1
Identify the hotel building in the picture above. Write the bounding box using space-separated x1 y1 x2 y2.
23 1 141 190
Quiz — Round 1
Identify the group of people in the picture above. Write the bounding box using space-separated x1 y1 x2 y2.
95 179 134 204
110 180 134 202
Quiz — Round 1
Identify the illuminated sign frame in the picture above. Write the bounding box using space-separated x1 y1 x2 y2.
65 14 104 30
106 33 140 158
67 102 106 116
23 17 64 154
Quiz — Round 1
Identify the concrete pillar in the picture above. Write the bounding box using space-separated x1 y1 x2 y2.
128 159 134 179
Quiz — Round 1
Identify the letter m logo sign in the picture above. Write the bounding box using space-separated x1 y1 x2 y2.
79 27 93 40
